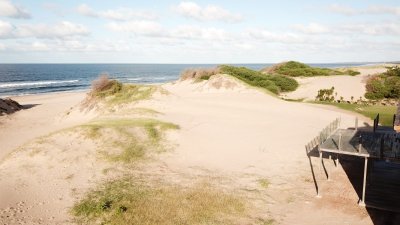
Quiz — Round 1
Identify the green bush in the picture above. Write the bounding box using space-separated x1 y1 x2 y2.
346 70 361 76
219 65 298 94
316 87 335 102
384 66 400 77
270 61 341 77
384 76 400 98
365 66 400 100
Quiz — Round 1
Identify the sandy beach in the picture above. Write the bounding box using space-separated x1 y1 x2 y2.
1 73 391 224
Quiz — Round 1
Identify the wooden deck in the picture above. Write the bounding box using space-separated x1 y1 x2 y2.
313 125 400 212
319 129 400 160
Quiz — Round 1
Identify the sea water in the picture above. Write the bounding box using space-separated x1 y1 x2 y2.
0 63 368 97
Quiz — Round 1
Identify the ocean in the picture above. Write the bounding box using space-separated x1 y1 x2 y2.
0 63 368 97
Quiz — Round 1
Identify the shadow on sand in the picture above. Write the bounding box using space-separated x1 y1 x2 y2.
22 104 40 110
340 156 400 225
306 143 400 225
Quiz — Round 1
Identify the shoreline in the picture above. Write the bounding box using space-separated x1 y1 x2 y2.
1 63 395 99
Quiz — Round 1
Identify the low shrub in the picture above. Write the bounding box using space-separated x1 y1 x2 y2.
263 61 343 77
90 74 123 98
219 65 298 94
316 87 335 102
346 70 361 76
180 67 221 81
365 66 400 100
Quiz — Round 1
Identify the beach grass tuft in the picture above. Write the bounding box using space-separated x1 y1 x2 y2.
258 178 270 189
82 74 164 111
80 118 179 163
180 67 221 81
72 178 246 225
259 218 276 225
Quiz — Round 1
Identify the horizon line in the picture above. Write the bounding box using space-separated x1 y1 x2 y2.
1 61 399 65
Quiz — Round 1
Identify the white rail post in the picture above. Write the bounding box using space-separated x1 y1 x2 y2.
359 157 368 207
317 145 322 198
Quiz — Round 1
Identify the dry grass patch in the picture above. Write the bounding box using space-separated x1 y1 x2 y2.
180 67 221 81
80 118 179 163
258 178 270 189
72 178 247 225
82 74 164 111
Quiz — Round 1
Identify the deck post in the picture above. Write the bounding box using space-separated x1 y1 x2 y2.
317 147 322 198
336 132 341 167
359 157 368 207
335 154 339 167
355 117 358 131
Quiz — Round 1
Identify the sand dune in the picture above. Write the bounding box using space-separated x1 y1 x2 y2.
0 77 381 224
283 67 387 101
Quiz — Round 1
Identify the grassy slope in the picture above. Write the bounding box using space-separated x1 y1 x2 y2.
314 102 396 126
264 61 359 77
72 179 246 225
220 65 298 94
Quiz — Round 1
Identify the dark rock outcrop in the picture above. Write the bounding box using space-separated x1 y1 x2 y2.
0 98 23 115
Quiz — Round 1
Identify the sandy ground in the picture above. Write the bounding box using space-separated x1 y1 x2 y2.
0 92 94 160
282 67 387 101
0 75 394 224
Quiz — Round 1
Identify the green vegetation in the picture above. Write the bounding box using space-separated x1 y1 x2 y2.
72 178 246 225
315 102 396 126
258 179 270 189
220 65 298 94
267 61 340 77
345 69 361 76
96 83 157 105
365 66 400 100
316 87 335 102
180 67 221 81
259 218 276 225
85 74 161 109
81 119 179 163
262 61 359 77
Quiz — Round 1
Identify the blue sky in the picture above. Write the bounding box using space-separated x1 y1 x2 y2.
0 0 399 63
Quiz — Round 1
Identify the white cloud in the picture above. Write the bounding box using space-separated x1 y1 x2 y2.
338 22 400 35
328 4 400 16
0 42 5 50
364 5 400 15
0 20 14 38
246 28 306 44
77 4 158 21
328 4 357 16
0 20 90 39
174 1 243 23
170 25 232 41
106 20 163 36
291 21 400 36
0 0 30 19
7 39 132 52
293 23 330 34
106 20 235 43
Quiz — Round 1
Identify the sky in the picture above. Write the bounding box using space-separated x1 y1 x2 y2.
0 0 399 63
